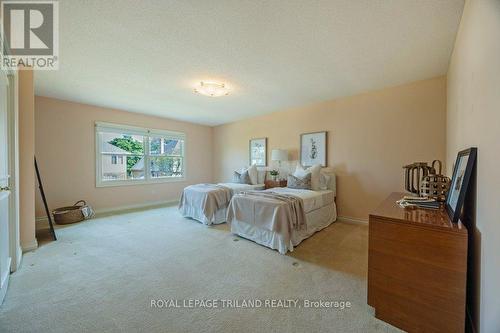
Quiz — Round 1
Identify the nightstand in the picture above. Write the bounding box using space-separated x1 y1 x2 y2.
264 179 287 189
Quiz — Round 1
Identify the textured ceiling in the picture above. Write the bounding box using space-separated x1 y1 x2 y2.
35 0 464 126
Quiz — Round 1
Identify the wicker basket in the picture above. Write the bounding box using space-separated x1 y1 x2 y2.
53 200 86 225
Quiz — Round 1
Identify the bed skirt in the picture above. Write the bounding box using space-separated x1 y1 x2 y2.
230 203 337 254
179 205 227 225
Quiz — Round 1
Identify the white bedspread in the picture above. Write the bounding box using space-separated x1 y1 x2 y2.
229 187 337 254
261 187 334 213
179 182 264 225
217 183 265 191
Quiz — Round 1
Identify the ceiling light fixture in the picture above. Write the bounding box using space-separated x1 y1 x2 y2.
194 81 230 97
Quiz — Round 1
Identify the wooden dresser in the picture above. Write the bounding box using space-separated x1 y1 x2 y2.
368 193 467 332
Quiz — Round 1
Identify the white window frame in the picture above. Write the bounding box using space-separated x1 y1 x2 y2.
95 122 186 187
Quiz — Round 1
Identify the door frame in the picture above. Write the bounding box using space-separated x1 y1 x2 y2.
7 71 21 272
1 34 21 272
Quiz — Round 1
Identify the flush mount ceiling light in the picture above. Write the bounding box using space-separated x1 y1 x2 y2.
194 81 230 97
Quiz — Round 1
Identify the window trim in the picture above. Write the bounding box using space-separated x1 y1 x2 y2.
95 122 186 187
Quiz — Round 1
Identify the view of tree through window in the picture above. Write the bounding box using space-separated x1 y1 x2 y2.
96 125 185 185
108 135 144 176
99 132 145 181
149 137 184 178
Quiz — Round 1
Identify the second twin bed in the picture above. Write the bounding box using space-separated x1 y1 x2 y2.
228 175 336 254
179 166 337 254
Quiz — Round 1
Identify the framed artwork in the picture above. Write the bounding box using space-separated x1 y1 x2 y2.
300 131 327 167
249 138 267 166
446 147 477 223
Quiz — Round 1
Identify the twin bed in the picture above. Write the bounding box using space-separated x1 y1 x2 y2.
178 182 265 225
179 166 267 225
179 167 336 254
229 175 336 254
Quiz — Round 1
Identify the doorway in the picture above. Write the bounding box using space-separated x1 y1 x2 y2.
0 65 12 304
0 62 19 306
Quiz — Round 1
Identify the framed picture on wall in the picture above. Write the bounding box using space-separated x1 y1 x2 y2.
446 147 477 223
300 131 327 167
249 138 267 166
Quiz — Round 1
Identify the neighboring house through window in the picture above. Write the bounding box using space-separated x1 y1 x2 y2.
95 122 186 186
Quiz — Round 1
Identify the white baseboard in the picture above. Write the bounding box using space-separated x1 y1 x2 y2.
35 203 366 227
96 200 178 216
21 238 38 253
337 216 368 225
36 199 179 224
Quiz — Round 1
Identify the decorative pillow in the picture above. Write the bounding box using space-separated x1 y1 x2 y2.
247 164 258 185
319 173 331 190
287 173 312 190
235 165 258 185
233 170 252 184
294 164 322 190
293 164 308 178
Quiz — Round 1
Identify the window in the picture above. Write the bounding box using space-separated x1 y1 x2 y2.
95 122 185 187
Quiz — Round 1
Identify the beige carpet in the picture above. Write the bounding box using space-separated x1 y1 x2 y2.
0 205 400 332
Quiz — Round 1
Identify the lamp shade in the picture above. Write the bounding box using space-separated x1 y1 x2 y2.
271 149 288 161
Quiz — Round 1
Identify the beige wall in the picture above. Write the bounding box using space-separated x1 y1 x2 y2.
18 69 36 251
447 0 500 331
213 76 447 221
34 96 213 217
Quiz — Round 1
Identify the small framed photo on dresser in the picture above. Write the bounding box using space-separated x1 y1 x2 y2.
300 131 327 167
446 147 477 222
249 138 267 166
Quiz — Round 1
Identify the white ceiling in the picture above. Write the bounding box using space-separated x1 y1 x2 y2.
35 0 464 126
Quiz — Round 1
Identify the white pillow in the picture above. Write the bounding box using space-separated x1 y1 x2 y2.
294 164 308 178
246 164 258 185
319 173 330 190
294 164 322 190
